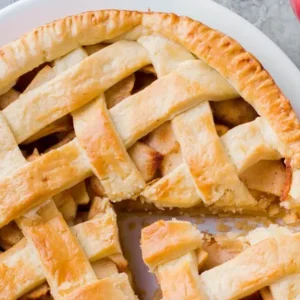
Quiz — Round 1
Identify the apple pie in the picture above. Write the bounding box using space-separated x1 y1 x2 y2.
0 9 299 299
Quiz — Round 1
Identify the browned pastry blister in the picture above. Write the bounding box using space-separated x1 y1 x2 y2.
0 9 299 300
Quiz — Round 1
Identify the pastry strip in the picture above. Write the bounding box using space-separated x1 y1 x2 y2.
222 117 284 173
0 11 142 91
156 252 205 300
137 34 195 77
142 220 300 300
0 116 100 298
172 101 256 207
0 113 26 178
0 59 239 222
141 220 204 300
142 116 285 209
246 226 300 300
269 274 300 300
141 164 201 208
73 96 145 201
17 202 97 299
141 220 202 269
110 60 238 148
142 13 300 168
200 234 300 299
3 41 150 143
65 273 137 300
0 139 92 227
0 210 121 299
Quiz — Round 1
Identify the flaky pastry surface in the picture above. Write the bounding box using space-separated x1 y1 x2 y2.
0 9 299 300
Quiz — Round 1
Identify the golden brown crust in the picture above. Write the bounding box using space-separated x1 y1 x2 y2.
200 233 300 299
141 13 300 167
2 10 296 167
0 9 299 298
65 273 137 300
0 204 123 299
172 101 256 208
0 10 297 213
111 59 238 150
18 201 97 298
142 222 300 300
141 220 202 269
156 252 205 300
73 96 145 201
141 220 206 299
0 140 92 227
0 239 45 300
0 10 297 163
0 10 142 92
3 41 150 144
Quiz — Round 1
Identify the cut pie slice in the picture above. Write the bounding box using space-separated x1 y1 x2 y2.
141 220 300 300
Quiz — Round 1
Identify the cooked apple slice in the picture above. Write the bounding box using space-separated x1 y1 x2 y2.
211 98 257 126
146 121 179 155
0 88 20 110
105 74 135 109
240 160 285 197
128 142 163 182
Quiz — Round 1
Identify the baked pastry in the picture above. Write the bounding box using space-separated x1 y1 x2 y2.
0 9 299 299
141 220 300 300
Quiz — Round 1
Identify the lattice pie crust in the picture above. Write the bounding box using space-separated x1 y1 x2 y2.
141 220 300 300
0 9 299 299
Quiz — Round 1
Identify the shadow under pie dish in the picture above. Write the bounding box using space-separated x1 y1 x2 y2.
0 9 298 300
